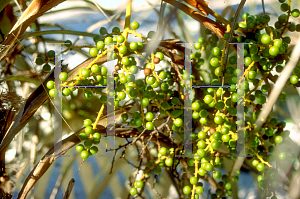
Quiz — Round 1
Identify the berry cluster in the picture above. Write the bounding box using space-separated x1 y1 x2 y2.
76 119 101 159
41 0 300 198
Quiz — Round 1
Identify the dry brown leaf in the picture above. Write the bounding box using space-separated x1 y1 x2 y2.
1 0 66 61
184 0 210 16
164 0 226 38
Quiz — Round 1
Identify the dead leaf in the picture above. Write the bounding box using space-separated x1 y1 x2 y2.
184 0 210 16
163 0 226 38
1 0 66 61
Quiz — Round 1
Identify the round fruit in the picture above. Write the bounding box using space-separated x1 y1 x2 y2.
78 133 87 140
90 146 98 154
159 147 167 156
274 135 283 144
35 57 44 65
118 92 126 100
174 118 183 127
89 48 98 57
131 21 140 30
224 182 232 190
99 27 107 35
46 81 55 89
145 112 154 121
214 116 223 124
93 132 101 140
165 158 173 166
269 46 279 56
256 163 265 171
49 89 56 97
76 144 84 152
159 71 167 79
290 75 299 84
43 64 51 72
91 64 100 73
141 98 149 106
129 42 138 51
104 37 113 44
213 171 222 179
119 45 127 54
84 139 93 148
121 57 130 65
81 150 89 159
130 187 137 195
117 35 125 43
291 9 300 18
59 72 68 81
183 186 191 194
195 186 204 194
155 52 164 61
190 176 198 185
279 152 286 160
134 180 144 188
65 40 72 47
204 95 213 104
261 33 271 44
210 57 219 67
62 88 71 96
97 41 105 49
145 122 154 130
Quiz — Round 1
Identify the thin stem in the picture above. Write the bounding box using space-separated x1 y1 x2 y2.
93 104 105 129
279 0 291 38
191 160 199 199
87 50 108 69
19 30 98 41
122 0 132 45
247 145 273 168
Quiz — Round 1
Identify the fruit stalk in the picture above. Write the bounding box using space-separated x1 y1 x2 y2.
93 104 105 129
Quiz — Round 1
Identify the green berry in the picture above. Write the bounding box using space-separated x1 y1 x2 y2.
76 144 84 152
134 180 144 188
62 88 71 96
165 158 173 166
291 9 300 18
183 186 191 194
81 150 89 159
190 176 198 185
47 50 55 58
89 48 98 57
49 89 56 97
90 146 98 154
46 81 55 89
65 40 72 47
35 57 44 65
256 163 265 171
130 187 137 195
145 122 154 130
290 75 299 84
43 64 51 72
59 72 68 81
130 21 140 30
145 112 154 122
261 33 271 44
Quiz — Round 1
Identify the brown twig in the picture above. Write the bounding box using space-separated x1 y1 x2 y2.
63 178 75 199
163 0 226 38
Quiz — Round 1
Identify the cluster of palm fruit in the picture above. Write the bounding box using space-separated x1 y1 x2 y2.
41 0 300 198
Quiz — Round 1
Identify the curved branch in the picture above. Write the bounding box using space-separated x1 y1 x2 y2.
163 0 226 38
18 117 174 199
